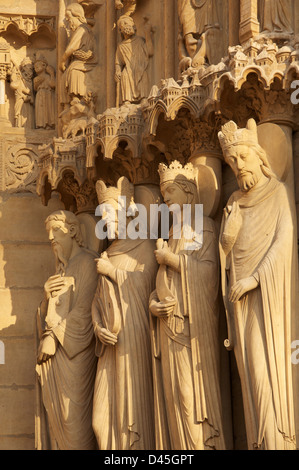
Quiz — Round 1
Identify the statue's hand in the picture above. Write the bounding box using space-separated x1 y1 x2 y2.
96 327 118 346
154 240 171 265
37 334 57 364
44 275 66 300
221 201 242 255
229 276 259 303
96 252 116 279
149 298 176 318
115 0 123 10
114 71 121 83
60 61 66 73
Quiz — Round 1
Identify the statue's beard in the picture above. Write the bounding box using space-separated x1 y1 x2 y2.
122 26 135 36
237 171 259 192
52 243 68 276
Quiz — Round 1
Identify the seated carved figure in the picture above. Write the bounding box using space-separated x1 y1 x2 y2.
35 210 98 450
149 161 226 450
218 119 297 450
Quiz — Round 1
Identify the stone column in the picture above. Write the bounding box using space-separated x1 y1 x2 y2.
0 38 11 126
57 0 68 136
294 131 299 238
189 149 223 224
189 146 234 450
239 0 260 44
0 65 7 123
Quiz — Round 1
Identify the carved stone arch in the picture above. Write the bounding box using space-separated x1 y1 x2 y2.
219 72 265 128
28 24 56 49
147 97 202 137
147 101 168 136
284 64 299 91
104 135 137 161
36 170 51 202
166 95 201 122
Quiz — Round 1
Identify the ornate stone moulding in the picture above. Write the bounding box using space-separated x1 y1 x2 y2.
35 34 299 209
86 104 145 167
144 74 220 137
0 14 56 39
36 136 87 203
215 39 299 97
144 38 299 138
2 143 38 193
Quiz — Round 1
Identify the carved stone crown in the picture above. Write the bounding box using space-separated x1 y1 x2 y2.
158 160 197 186
96 176 134 207
218 119 259 152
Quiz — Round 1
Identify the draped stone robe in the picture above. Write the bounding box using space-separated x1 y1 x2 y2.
92 238 157 450
61 23 96 103
150 217 226 450
115 35 150 104
35 250 98 450
261 0 293 34
178 0 219 38
220 177 297 450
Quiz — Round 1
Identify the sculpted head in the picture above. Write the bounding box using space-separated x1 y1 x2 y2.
34 55 48 75
45 210 84 274
218 119 273 192
20 58 33 79
117 15 136 38
158 161 198 209
66 3 87 31
96 177 135 240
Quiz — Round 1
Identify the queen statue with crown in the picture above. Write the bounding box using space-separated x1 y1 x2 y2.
149 160 226 450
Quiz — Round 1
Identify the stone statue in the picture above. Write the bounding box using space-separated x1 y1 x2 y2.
178 0 220 70
218 119 297 450
20 57 34 128
149 161 226 450
92 177 157 450
115 0 137 16
260 0 293 35
60 3 96 106
35 210 98 450
33 54 55 129
10 59 34 128
115 15 154 106
59 92 96 139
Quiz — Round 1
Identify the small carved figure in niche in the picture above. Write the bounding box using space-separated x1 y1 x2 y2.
92 177 156 450
10 60 33 128
115 15 154 106
59 92 96 139
218 119 297 449
178 0 220 70
60 3 96 106
149 161 226 450
115 0 137 16
260 0 293 35
33 54 55 129
35 210 98 450
19 57 35 128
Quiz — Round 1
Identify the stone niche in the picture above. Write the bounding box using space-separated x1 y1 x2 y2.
0 0 299 452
